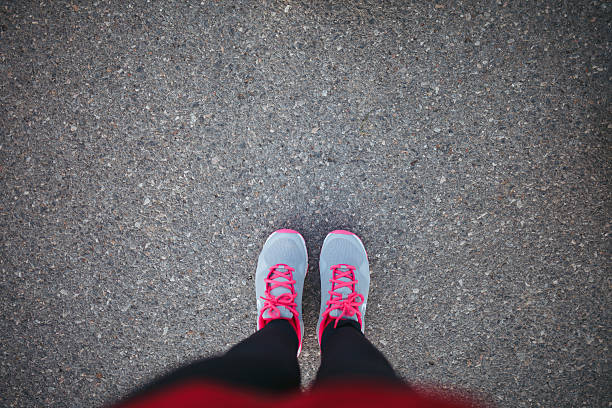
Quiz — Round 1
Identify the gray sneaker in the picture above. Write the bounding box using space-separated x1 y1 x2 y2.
256 229 308 355
316 230 370 346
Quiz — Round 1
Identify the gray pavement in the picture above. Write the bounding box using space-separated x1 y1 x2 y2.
1 1 610 407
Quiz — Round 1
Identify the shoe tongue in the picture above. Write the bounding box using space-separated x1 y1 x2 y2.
329 266 357 321
263 266 293 319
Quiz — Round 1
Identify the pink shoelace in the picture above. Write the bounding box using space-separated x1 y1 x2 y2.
260 264 298 321
322 264 364 328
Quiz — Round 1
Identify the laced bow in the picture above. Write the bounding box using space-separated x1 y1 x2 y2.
322 264 364 328
260 264 298 320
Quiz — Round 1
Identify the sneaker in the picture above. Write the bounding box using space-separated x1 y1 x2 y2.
317 230 370 346
256 229 308 355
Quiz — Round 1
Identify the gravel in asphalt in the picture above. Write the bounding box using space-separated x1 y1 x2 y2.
0 1 610 407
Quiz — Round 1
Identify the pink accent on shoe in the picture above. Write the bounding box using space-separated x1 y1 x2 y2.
286 317 302 356
274 228 300 234
318 264 364 344
318 319 326 346
328 230 368 259
273 229 307 247
329 229 357 236
258 264 303 355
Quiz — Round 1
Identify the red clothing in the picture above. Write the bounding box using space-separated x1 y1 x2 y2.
115 380 486 408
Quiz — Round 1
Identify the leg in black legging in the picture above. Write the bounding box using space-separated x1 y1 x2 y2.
130 319 300 397
315 319 401 384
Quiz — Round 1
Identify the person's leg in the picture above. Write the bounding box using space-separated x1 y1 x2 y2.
315 318 399 383
133 318 300 395
314 230 402 385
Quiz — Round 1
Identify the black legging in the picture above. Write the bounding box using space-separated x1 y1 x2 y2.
130 318 400 397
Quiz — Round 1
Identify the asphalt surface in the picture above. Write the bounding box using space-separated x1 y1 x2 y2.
1 1 610 407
